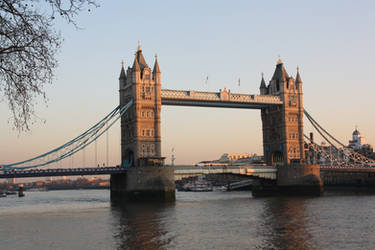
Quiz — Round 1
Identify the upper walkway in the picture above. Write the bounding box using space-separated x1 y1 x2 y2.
161 89 283 109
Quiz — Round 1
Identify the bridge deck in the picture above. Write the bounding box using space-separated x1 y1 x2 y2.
173 165 277 180
0 165 277 179
2 165 374 179
0 167 126 178
161 89 282 109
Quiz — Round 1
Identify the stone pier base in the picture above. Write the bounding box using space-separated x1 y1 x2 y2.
252 164 324 197
277 164 323 196
110 166 175 202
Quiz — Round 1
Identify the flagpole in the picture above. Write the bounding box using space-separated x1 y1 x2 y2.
205 75 209 92
238 78 241 93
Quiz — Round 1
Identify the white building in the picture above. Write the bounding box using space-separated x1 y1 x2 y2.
218 153 251 162
348 128 366 150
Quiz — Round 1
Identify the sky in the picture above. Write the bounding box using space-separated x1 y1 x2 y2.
1 0 375 167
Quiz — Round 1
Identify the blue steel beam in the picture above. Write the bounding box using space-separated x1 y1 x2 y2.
0 167 126 178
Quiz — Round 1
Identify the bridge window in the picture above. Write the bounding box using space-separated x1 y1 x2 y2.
146 130 150 136
142 130 145 136
151 130 154 136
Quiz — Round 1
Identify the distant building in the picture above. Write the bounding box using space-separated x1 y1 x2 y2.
218 153 251 162
348 128 375 159
348 128 366 150
196 153 264 166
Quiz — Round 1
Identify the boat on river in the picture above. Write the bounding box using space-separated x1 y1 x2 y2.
181 179 213 192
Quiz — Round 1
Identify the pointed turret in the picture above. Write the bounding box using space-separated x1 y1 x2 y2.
260 72 267 95
272 57 289 82
295 66 302 83
119 60 126 80
132 55 140 72
135 41 149 70
153 54 161 74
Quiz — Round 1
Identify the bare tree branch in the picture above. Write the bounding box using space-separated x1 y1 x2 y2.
0 0 99 132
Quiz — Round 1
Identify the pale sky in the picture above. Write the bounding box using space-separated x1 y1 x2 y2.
1 0 375 167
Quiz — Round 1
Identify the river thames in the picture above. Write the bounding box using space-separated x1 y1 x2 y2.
0 189 374 249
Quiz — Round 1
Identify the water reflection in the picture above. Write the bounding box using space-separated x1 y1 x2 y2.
259 197 314 249
110 199 175 249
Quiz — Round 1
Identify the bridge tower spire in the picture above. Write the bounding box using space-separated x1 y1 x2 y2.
261 59 305 166
259 72 267 95
119 44 162 167
256 60 322 196
114 44 175 201
119 59 127 87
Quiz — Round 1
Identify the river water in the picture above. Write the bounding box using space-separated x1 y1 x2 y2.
0 189 375 249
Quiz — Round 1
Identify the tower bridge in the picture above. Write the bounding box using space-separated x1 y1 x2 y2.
112 45 321 200
4 44 375 199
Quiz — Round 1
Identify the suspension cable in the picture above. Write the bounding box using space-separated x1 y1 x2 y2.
2 100 133 170
304 109 375 166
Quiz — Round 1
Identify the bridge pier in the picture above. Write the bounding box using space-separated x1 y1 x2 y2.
110 158 175 201
276 164 323 195
252 164 323 196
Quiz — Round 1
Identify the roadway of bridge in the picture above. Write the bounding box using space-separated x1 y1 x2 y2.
1 165 374 179
0 165 277 179
173 165 277 180
0 167 126 179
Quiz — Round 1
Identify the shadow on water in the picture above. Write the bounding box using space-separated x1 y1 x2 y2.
110 199 175 249
257 196 314 250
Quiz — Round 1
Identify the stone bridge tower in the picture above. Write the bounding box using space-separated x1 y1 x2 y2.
113 44 175 201
119 44 162 167
260 59 305 166
255 59 322 196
